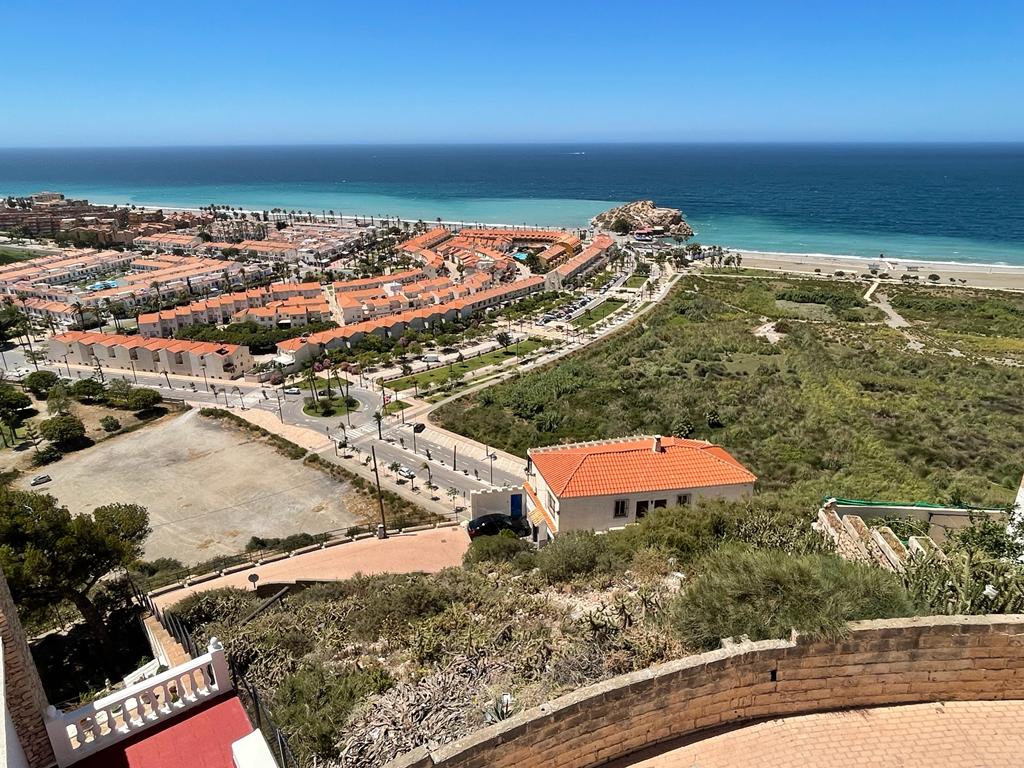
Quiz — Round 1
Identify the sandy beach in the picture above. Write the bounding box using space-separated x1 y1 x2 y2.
734 249 1024 292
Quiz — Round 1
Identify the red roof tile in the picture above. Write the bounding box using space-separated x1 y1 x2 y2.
529 436 756 498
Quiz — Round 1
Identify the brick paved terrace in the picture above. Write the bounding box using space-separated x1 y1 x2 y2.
609 699 1024 768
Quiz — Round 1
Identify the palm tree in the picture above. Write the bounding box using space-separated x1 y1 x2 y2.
421 461 432 486
372 410 383 440
304 366 319 403
72 301 86 330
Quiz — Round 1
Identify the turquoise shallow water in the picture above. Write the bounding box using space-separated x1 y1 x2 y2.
2 144 1023 265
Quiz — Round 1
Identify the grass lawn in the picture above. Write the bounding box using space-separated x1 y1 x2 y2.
302 396 360 417
625 273 649 289
573 299 627 329
0 245 47 264
384 400 410 415
387 338 549 392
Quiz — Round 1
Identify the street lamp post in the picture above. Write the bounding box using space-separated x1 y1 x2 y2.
128 358 138 384
487 450 497 485
370 445 388 538
62 355 71 378
201 360 210 392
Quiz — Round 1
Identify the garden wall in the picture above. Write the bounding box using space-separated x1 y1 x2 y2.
384 614 1024 768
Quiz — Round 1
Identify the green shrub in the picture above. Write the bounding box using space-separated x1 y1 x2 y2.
170 587 259 632
536 531 612 583
464 530 534 566
945 511 1022 560
38 414 86 448
245 532 324 552
99 415 122 433
273 661 393 764
31 445 62 466
670 545 914 650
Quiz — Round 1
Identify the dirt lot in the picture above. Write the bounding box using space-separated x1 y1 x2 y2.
16 409 358 562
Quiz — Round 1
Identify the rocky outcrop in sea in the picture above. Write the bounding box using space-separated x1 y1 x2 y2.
592 200 694 237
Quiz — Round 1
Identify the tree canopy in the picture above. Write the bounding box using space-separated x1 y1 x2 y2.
0 488 150 655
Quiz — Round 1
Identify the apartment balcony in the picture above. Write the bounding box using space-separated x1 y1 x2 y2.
42 638 277 768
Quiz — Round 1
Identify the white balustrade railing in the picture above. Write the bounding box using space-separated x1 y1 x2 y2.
45 637 232 767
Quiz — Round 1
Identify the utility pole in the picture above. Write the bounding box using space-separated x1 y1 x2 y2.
370 445 388 537
452 445 457 472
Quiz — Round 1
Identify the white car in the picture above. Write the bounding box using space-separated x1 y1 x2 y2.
283 387 301 395
397 466 416 480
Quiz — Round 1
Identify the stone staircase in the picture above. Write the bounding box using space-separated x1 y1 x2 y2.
142 613 191 668
813 499 940 572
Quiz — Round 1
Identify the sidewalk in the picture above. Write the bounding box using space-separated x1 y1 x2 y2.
416 424 527 480
152 528 469 610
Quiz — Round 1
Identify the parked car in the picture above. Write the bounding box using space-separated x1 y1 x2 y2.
467 513 531 539
397 465 416 480
30 474 51 486
283 387 301 395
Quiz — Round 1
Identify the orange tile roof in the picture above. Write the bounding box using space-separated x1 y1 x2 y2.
529 436 756 498
523 481 559 533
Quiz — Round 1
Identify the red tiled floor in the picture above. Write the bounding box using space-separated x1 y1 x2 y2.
607 700 1024 768
75 694 252 768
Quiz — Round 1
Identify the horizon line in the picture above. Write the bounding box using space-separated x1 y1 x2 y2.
2 140 1024 151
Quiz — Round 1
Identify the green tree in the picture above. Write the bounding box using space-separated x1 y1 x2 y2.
495 331 513 349
39 413 86 448
0 302 25 348
0 384 31 414
0 489 150 659
70 377 106 401
99 415 122 433
45 384 73 416
22 370 59 399
126 387 163 412
372 410 383 440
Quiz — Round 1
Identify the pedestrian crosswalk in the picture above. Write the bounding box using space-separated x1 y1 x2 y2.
340 422 378 440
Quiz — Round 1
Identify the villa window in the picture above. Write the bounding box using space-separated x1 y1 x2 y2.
635 500 649 519
653 499 667 509
546 491 556 512
613 499 629 518
676 494 691 506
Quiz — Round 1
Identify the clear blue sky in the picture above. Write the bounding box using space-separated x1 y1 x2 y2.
4 0 1022 146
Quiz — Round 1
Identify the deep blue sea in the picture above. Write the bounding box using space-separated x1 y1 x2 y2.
1 144 1023 265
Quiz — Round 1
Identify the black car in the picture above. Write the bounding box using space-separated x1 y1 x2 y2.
467 513 531 539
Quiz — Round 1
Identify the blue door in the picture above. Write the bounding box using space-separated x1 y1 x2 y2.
510 493 523 519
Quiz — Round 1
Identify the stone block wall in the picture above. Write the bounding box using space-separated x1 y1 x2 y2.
0 572 56 768
383 614 1024 768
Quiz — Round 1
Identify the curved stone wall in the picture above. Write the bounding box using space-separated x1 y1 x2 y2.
384 614 1024 768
